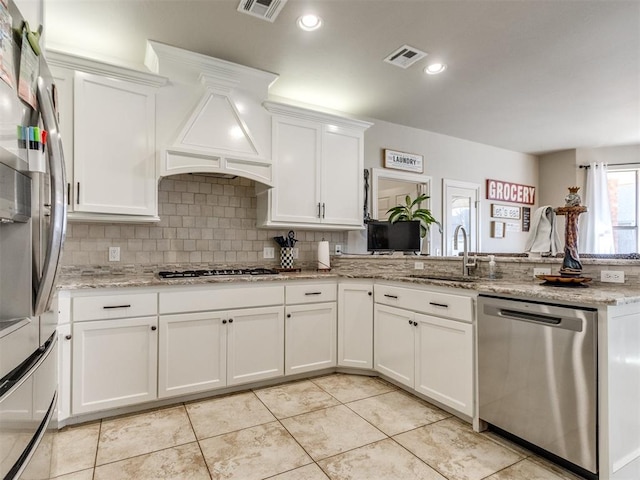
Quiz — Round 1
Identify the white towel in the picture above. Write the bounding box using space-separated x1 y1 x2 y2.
525 206 562 255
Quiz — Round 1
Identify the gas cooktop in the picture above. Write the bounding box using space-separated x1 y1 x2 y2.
158 268 279 279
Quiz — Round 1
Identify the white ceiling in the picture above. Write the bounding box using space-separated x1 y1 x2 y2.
44 0 640 155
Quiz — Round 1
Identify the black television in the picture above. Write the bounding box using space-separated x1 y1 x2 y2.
367 220 421 252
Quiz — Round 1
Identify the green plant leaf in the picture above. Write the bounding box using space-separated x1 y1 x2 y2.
386 194 441 238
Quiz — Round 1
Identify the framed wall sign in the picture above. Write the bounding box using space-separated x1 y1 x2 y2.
486 179 536 205
491 221 505 238
384 149 423 173
491 203 521 220
505 222 521 233
522 207 531 232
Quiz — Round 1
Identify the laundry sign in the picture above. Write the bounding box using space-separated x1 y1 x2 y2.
486 179 536 205
384 149 423 173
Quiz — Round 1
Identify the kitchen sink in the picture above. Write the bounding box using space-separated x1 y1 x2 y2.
409 274 478 283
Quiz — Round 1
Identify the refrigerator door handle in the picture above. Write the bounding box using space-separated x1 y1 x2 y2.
33 76 67 316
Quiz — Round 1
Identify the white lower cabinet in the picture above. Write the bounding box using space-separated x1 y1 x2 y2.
285 302 336 375
62 279 473 420
414 313 473 416
158 312 227 399
227 306 284 385
338 282 373 369
284 282 337 375
72 316 158 414
374 304 415 387
374 283 474 417
158 306 284 398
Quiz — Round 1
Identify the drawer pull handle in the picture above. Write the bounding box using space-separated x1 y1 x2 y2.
103 304 131 309
305 292 322 296
384 294 398 299
429 302 449 308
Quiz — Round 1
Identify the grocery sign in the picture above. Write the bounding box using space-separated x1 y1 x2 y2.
486 179 536 205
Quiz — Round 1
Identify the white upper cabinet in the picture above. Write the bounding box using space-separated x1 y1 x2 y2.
48 51 167 222
73 73 156 217
258 102 372 230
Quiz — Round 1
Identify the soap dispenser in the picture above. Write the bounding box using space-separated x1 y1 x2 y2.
488 255 497 280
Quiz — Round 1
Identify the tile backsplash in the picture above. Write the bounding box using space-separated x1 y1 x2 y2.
62 174 347 267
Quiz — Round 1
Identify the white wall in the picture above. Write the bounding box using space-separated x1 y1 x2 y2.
539 145 640 202
352 119 538 254
577 144 640 166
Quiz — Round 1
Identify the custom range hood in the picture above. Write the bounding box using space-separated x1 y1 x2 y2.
145 41 278 186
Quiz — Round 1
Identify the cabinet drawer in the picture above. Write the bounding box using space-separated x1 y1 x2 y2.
72 293 157 321
159 285 284 314
286 283 337 304
374 284 472 322
422 290 473 322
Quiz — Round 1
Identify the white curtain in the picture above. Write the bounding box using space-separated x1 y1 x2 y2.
579 162 615 253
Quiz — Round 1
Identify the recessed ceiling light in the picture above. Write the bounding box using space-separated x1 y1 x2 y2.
424 63 447 75
297 14 322 31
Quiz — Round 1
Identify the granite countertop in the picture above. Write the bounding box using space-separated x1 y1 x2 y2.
57 270 640 306
57 271 341 290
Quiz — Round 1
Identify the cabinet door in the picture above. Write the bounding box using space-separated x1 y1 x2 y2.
73 72 156 216
285 302 337 375
270 117 321 224
338 283 373 369
374 304 415 388
158 312 227 399
415 313 473 416
320 126 364 226
49 66 75 206
72 316 157 414
227 306 284 386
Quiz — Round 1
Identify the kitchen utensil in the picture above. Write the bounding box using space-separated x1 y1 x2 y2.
273 236 286 247
287 230 297 247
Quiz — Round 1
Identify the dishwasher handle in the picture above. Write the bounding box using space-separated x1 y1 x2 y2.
484 304 584 332
498 308 561 325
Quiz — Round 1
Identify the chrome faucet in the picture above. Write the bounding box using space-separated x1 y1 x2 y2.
453 225 477 276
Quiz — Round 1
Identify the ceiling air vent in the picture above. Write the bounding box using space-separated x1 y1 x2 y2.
384 45 427 69
237 0 288 22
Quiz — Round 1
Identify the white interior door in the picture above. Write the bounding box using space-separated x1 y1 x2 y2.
443 180 480 256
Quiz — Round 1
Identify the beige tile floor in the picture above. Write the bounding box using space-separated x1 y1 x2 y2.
49 373 586 480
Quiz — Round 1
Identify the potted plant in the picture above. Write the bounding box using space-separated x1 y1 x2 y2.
386 193 441 238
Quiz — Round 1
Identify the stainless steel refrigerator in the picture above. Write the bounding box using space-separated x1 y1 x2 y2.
0 0 67 478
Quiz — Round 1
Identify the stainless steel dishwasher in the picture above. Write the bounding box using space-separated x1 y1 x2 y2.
478 294 598 478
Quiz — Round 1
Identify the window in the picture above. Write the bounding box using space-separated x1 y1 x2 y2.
607 169 639 253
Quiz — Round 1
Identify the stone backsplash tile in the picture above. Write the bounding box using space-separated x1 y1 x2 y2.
63 174 347 267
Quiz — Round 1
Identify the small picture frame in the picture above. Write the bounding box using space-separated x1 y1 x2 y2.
491 221 505 238
384 149 423 173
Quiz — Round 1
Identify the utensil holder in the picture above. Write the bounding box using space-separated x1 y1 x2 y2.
280 247 294 269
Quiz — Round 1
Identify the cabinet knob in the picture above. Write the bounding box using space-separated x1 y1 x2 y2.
65 334 72 340
413 321 418 327
222 319 227 324
151 326 157 331
228 318 234 323
287 313 291 318
368 291 372 296
408 320 412 326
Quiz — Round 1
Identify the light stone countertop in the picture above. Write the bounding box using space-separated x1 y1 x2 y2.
57 270 640 306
